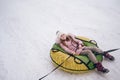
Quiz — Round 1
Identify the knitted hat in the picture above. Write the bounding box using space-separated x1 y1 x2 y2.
56 31 64 43
56 31 63 37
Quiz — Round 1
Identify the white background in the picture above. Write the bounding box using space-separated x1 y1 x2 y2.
0 0 120 80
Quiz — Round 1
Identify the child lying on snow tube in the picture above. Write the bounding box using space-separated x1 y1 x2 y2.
56 31 114 73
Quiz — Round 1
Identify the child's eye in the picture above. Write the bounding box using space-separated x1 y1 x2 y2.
66 37 69 41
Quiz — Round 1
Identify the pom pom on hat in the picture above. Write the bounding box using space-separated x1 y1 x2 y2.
56 31 64 43
56 31 63 37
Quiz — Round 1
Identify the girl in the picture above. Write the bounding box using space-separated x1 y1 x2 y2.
56 31 114 73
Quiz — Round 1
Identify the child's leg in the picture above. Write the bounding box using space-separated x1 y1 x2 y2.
80 49 109 73
80 50 98 63
84 47 115 61
84 46 103 53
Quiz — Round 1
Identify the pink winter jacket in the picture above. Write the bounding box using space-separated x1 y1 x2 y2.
56 34 84 55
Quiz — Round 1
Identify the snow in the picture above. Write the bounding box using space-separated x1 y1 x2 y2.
0 0 120 80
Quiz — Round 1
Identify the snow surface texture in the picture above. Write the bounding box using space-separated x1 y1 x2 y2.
0 0 120 80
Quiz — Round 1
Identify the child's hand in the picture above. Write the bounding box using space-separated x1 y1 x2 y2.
73 52 80 56
72 52 76 55
81 43 84 47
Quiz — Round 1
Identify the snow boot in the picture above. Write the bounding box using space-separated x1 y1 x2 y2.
95 62 109 73
104 53 115 61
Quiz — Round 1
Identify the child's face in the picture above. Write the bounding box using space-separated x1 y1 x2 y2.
60 34 67 40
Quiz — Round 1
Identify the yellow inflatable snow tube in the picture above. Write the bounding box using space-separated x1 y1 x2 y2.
50 36 103 73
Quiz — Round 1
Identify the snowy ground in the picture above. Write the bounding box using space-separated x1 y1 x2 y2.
0 0 120 80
